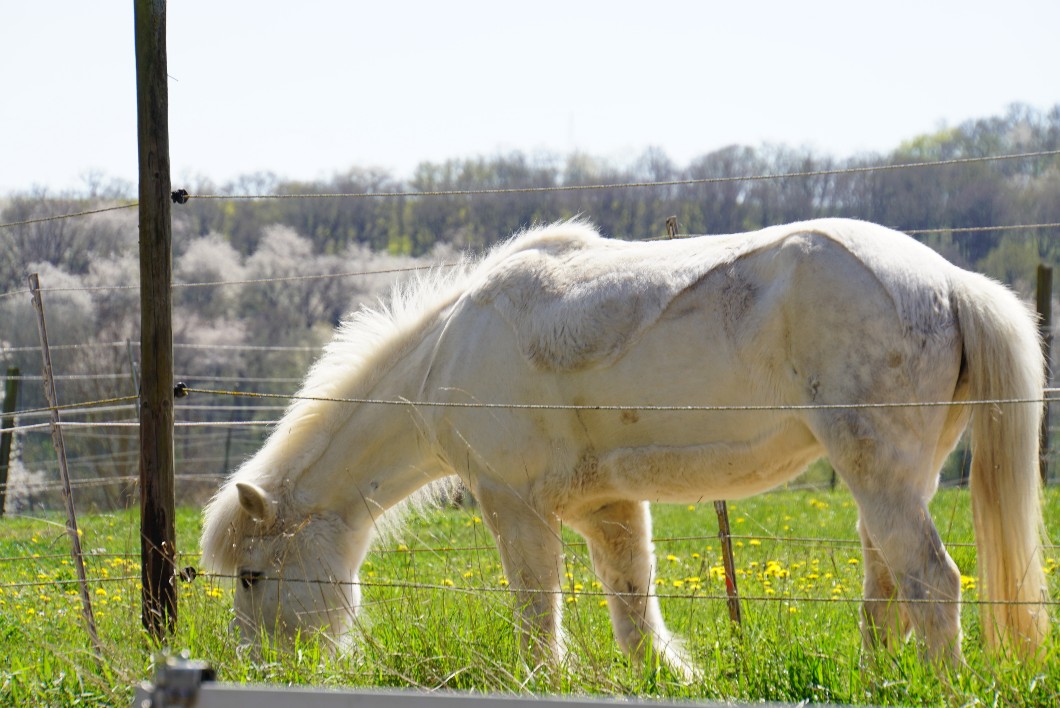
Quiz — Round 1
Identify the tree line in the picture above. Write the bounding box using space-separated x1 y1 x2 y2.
1 102 1058 510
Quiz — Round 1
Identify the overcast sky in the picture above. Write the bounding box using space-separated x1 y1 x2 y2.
2 1 1058 195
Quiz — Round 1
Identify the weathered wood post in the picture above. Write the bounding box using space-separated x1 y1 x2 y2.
29 275 104 663
0 367 20 516
135 0 178 638
1037 264 1052 485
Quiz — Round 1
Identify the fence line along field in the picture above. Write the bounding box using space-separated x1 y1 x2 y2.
2 218 1059 706
1 487 1058 706
3 124 1060 705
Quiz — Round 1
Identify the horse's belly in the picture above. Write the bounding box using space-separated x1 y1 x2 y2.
555 420 824 512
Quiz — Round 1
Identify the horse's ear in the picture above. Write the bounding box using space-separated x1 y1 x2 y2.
236 482 276 526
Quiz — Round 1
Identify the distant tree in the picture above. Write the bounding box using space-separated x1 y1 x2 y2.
175 233 247 321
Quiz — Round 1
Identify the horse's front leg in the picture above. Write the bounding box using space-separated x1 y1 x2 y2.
477 481 565 670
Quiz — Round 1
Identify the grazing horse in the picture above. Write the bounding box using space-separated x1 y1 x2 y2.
201 218 1049 674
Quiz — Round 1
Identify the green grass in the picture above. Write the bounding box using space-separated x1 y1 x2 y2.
1 486 1058 706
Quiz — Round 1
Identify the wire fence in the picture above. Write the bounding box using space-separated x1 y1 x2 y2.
2 147 1060 650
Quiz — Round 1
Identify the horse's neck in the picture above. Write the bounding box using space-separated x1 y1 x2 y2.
291 327 442 524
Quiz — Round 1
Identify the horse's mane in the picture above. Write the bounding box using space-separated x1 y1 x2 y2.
201 219 602 571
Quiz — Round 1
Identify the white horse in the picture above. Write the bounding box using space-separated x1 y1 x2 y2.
201 218 1049 675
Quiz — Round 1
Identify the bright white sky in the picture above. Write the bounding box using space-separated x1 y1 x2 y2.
2 1 1058 195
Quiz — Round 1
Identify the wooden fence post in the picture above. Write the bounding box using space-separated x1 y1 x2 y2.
29 275 104 663
0 367 20 516
1037 264 1052 485
136 0 178 639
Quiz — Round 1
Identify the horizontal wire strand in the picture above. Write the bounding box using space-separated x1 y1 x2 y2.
0 148 1056 238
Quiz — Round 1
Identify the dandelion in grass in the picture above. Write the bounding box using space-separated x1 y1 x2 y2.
764 561 788 579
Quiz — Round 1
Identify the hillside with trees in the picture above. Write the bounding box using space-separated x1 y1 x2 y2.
1 103 1059 510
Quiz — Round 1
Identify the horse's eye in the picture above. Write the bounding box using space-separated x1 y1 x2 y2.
239 569 264 590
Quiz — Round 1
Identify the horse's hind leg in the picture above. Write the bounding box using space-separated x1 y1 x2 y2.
856 490 961 665
567 500 697 681
819 413 962 664
476 482 565 669
858 522 912 651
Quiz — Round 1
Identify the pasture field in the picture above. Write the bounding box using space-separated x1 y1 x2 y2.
0 486 1057 706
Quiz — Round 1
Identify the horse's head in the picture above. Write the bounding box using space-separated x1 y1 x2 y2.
203 481 359 650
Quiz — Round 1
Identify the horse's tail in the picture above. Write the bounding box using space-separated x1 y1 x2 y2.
952 271 1049 658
